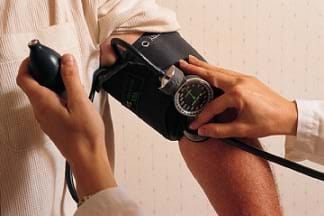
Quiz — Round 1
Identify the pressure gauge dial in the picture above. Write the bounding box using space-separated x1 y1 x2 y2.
174 76 214 117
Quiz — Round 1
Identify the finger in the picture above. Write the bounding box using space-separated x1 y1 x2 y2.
179 59 211 80
187 55 217 71
198 122 248 139
100 39 117 66
16 58 55 103
17 58 67 118
190 94 236 129
60 54 86 107
188 55 242 77
179 59 236 91
16 58 41 93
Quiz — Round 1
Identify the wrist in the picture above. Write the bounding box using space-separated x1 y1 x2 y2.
69 149 117 198
283 101 298 136
66 137 106 163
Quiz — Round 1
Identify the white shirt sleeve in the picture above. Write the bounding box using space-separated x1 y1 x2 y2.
285 100 324 165
74 187 143 216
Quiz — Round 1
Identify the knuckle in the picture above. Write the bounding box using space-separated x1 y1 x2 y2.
235 76 247 84
246 74 256 80
230 86 243 98
204 70 218 85
236 124 250 136
205 69 213 76
237 74 255 83
16 75 22 87
211 128 220 136
62 67 75 78
71 97 87 109
34 97 52 115
35 104 48 117
206 71 215 80
244 75 256 84
71 97 91 111
207 126 220 137
197 113 209 124
217 67 227 74
16 73 26 89
61 56 78 77
228 89 245 110
198 67 208 74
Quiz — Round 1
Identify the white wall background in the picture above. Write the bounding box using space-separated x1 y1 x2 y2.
110 1 324 215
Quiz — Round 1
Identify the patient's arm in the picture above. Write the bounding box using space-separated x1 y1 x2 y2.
179 137 281 216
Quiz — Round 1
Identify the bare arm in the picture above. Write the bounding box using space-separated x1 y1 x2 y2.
179 137 281 216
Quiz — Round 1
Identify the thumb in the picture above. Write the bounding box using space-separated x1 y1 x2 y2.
198 122 248 139
60 54 86 107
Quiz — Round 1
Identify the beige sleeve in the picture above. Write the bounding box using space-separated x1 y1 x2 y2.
97 0 180 43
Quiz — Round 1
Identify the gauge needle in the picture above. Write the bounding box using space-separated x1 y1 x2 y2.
192 93 202 106
186 90 196 100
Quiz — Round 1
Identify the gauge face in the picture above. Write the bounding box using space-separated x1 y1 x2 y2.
174 77 214 117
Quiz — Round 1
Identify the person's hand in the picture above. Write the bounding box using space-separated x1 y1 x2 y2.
17 54 116 197
17 54 105 162
100 32 143 66
179 55 298 139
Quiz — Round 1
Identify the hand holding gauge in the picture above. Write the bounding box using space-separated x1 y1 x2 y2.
159 62 231 142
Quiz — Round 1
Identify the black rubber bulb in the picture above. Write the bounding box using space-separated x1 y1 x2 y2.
28 39 65 94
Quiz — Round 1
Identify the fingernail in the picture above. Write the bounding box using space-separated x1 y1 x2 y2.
179 59 188 66
198 128 206 136
189 122 198 130
62 54 74 66
188 55 196 61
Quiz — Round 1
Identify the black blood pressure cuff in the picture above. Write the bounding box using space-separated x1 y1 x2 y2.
97 32 223 141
